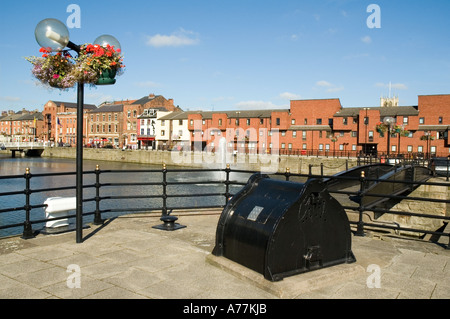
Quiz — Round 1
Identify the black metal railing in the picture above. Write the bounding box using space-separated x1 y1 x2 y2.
0 164 449 248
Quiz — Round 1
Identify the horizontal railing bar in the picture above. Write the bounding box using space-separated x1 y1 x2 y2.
166 181 225 185
350 220 450 237
166 193 224 198
99 195 163 200
99 182 163 187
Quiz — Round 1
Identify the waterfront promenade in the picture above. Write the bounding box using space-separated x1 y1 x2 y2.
0 211 449 300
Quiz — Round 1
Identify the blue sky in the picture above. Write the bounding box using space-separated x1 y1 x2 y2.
1 0 450 112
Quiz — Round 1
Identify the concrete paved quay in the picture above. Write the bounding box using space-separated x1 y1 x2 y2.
0 211 449 300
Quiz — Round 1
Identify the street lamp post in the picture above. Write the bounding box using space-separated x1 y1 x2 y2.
383 116 395 157
35 18 121 243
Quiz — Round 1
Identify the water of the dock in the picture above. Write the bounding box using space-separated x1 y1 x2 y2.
0 210 449 302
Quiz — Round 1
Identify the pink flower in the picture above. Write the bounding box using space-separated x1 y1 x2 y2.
53 74 60 79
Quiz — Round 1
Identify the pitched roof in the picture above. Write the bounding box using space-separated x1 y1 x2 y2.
51 101 97 110
131 95 160 105
334 106 419 117
89 104 123 113
0 112 43 121
158 109 289 120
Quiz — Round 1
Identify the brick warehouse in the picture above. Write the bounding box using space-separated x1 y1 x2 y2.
1 93 450 158
186 94 450 158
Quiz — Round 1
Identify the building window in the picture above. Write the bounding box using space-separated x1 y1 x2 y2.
304 118 307 125
161 130 165 136
407 145 413 153
302 131 307 140
364 117 369 125
343 117 348 125
291 119 296 125
260 119 264 125
246 119 250 125
276 118 280 125
419 117 424 124
281 131 286 136
418 146 423 153
293 131 297 138
403 116 408 125
351 131 357 137
316 118 322 125
302 143 307 150
439 117 443 124
218 119 222 126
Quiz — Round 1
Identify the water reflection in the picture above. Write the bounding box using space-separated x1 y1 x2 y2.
0 155 248 238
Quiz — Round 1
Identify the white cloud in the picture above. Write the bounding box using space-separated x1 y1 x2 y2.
316 81 344 93
279 92 301 100
361 36 372 44
146 28 200 48
327 86 344 93
235 100 286 110
0 96 20 102
316 80 333 87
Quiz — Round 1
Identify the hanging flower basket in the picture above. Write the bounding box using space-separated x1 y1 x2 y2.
375 122 387 134
96 68 117 85
25 43 125 89
78 44 124 86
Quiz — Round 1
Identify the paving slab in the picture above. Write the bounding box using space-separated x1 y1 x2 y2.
0 211 449 301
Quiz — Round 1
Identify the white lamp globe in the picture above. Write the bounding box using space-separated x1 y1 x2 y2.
94 35 121 52
35 18 70 52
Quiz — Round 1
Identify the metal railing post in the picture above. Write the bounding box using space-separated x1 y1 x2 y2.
355 170 366 237
162 163 168 216
152 163 186 231
93 165 103 225
224 164 231 205
285 167 290 181
22 167 34 239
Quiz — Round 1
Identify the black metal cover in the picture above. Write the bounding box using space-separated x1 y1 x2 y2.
212 174 356 281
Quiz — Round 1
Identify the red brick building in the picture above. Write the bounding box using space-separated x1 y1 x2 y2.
42 100 97 146
0 110 44 143
184 94 450 158
124 94 180 149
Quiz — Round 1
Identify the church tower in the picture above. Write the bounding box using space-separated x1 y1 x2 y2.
380 82 399 107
